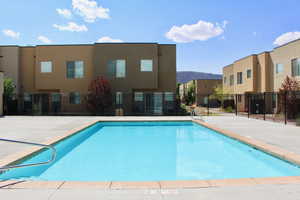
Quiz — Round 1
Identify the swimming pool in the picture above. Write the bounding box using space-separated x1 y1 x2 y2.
1 121 300 181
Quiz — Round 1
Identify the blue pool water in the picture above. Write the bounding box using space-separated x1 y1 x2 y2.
1 121 300 181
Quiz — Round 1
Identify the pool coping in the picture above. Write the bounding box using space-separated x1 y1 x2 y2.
1 118 300 189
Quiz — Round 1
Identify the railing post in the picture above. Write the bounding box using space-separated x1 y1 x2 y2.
235 94 238 116
248 94 250 118
263 92 266 121
285 91 287 125
207 94 210 116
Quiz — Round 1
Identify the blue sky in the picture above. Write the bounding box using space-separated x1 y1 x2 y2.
1 0 300 74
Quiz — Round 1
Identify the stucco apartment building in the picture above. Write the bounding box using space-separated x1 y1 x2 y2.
0 71 3 116
0 43 176 115
179 79 222 106
223 38 300 112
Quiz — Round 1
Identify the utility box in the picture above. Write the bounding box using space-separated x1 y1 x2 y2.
0 72 3 116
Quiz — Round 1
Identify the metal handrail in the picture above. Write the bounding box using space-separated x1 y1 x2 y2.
190 108 204 121
0 138 57 171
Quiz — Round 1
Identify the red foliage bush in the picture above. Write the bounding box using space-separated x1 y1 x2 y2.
279 76 300 119
86 76 112 115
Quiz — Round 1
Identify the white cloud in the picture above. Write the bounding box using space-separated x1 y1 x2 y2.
53 22 88 32
97 36 123 43
273 32 300 46
72 0 110 23
2 29 20 39
37 36 52 44
165 20 225 43
56 8 72 19
222 20 229 28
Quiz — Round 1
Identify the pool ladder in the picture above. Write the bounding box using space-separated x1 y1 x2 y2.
0 138 57 172
190 108 204 121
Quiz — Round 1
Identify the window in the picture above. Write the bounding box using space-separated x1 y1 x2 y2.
116 60 126 78
41 61 52 73
164 92 174 101
230 75 234 86
247 69 251 78
51 93 61 102
140 59 153 72
237 72 243 84
223 76 227 84
275 64 284 74
116 92 123 105
67 61 84 79
292 59 300 77
69 92 81 104
134 92 143 101
107 59 126 78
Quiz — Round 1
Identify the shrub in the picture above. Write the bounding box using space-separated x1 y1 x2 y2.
224 106 233 113
86 76 112 115
3 78 15 98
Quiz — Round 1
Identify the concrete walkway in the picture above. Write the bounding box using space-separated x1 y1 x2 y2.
203 115 300 154
0 115 300 200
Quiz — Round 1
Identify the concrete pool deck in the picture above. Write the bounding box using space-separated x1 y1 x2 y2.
0 115 300 199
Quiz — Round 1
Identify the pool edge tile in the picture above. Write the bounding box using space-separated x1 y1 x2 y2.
208 178 256 187
60 181 111 189
0 180 25 189
8 181 64 189
110 181 160 189
252 176 300 185
159 180 210 189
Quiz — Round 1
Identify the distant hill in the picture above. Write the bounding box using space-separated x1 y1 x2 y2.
177 71 222 84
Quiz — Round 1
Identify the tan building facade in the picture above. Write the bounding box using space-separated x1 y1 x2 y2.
223 52 273 112
0 71 3 116
0 46 20 93
0 43 176 115
270 39 300 92
222 38 300 113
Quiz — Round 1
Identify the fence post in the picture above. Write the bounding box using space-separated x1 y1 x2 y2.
284 91 287 125
207 95 210 116
263 92 266 121
235 94 238 116
247 94 250 118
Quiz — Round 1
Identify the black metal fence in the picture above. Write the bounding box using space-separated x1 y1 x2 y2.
183 92 300 125
3 92 188 116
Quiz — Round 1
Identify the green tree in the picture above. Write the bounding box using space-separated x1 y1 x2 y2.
176 83 180 99
3 78 15 98
210 84 229 108
185 83 195 105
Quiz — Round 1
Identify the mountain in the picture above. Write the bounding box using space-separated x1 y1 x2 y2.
177 71 222 84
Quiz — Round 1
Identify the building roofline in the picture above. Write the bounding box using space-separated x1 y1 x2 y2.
234 54 256 63
257 51 270 55
194 78 222 81
223 64 233 68
36 44 94 47
94 42 158 45
274 38 300 49
1 42 174 48
94 42 176 46
0 45 19 47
